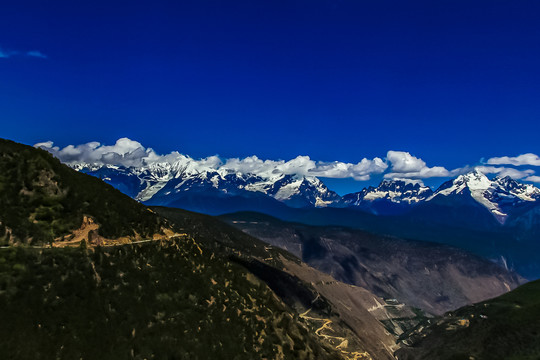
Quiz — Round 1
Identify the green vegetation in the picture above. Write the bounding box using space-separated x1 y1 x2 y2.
0 139 164 245
396 280 540 360
0 238 340 360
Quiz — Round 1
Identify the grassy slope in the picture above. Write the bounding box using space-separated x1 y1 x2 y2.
396 279 540 360
0 238 340 360
0 139 164 245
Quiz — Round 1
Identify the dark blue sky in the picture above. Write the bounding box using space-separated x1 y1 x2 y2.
1 0 539 192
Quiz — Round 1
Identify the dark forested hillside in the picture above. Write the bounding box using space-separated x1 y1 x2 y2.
0 139 164 245
0 238 341 360
396 279 540 360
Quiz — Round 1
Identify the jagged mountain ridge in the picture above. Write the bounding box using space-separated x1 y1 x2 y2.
76 163 341 209
429 170 540 223
74 162 539 222
341 179 434 215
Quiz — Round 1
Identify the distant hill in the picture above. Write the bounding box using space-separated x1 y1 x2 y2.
221 211 524 315
396 279 540 360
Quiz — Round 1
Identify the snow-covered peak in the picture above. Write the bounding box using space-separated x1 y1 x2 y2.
343 179 433 206
493 176 540 201
434 169 490 196
431 170 540 223
263 174 340 207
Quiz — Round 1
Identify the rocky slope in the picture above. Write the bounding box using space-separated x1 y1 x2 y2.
222 212 524 315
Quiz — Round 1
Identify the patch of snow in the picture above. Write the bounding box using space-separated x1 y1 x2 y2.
136 181 168 201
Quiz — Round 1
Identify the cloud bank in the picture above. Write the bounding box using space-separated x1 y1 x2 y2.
35 138 389 181
487 153 540 167
35 138 540 183
475 166 535 180
384 151 452 179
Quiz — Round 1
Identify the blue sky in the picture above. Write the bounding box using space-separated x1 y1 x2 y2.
1 1 540 193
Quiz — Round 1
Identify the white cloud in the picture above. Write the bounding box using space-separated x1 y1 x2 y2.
487 153 540 166
36 138 163 168
37 138 537 185
386 151 426 173
34 140 56 149
384 151 451 179
198 154 387 181
308 157 388 181
36 138 388 181
524 176 540 183
475 166 535 179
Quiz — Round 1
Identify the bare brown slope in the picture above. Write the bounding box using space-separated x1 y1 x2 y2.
279 257 421 359
222 213 524 315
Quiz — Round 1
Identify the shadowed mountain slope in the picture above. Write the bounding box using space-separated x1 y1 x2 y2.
395 279 540 360
221 212 524 315
152 206 412 359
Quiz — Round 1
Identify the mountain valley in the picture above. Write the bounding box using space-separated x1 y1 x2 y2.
221 212 524 315
69 158 540 279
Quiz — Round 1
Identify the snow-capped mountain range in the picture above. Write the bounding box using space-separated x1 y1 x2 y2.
74 162 539 223
75 161 341 209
